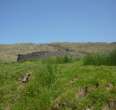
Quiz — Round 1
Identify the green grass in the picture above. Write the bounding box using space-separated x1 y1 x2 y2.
41 55 73 64
83 49 116 66
0 58 116 110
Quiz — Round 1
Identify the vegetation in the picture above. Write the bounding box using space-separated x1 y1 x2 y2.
83 49 116 66
0 43 116 110
0 54 116 110
41 55 72 64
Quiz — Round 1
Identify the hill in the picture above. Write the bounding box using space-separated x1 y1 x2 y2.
0 42 116 110
0 42 116 62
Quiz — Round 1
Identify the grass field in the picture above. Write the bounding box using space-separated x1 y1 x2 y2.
0 43 116 110
0 55 116 110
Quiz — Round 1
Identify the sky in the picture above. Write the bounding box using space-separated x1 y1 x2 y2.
0 0 116 44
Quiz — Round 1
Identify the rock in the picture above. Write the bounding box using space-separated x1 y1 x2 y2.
76 86 88 98
86 108 91 110
51 103 60 110
20 73 31 83
108 99 116 110
106 83 113 91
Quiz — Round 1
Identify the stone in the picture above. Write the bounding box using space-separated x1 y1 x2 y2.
108 99 116 110
106 83 113 91
51 103 60 110
76 86 88 98
21 73 31 83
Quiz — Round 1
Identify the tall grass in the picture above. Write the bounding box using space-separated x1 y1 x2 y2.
83 49 116 65
42 55 72 64
0 57 116 110
37 64 57 88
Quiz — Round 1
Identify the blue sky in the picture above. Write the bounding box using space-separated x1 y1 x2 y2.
0 0 116 44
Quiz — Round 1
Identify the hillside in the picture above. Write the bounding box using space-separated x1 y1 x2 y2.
0 43 116 110
0 43 116 62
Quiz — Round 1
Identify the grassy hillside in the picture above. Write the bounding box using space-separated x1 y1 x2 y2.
0 43 116 62
0 43 116 110
0 57 116 110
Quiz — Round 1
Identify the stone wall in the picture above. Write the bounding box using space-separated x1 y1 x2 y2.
17 50 67 62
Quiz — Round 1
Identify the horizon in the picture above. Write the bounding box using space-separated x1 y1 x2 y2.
0 41 115 45
0 0 116 44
